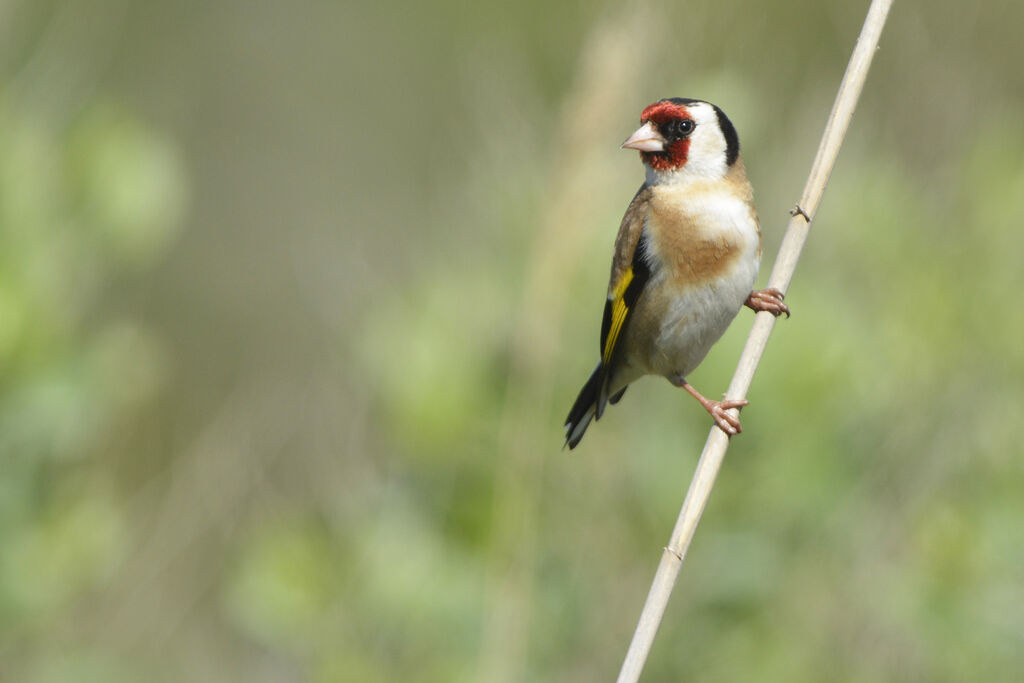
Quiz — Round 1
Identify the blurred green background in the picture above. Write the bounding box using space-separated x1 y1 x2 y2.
1 0 1023 680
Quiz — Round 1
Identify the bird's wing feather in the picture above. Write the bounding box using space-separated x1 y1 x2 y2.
565 185 652 441
592 185 653 417
599 184 652 369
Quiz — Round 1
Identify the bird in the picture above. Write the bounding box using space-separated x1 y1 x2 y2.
564 97 789 449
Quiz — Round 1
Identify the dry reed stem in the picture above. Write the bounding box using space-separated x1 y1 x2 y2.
616 1 895 681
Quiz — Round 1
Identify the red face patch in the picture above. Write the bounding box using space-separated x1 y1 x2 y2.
639 101 692 171
640 100 691 126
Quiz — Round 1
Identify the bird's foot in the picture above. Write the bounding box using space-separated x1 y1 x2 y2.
703 397 748 435
745 288 790 318
671 377 749 436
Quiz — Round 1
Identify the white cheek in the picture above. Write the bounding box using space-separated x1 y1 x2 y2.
683 131 728 180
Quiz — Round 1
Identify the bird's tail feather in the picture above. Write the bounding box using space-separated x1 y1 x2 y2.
565 364 605 449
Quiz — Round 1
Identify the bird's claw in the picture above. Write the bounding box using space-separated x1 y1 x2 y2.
707 398 748 436
746 288 791 318
672 379 749 437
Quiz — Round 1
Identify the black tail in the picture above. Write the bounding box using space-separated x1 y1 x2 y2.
564 365 628 449
564 365 602 449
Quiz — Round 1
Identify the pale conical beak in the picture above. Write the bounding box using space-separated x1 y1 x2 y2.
621 121 666 152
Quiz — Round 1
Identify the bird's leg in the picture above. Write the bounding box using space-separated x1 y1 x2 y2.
669 376 748 436
745 288 790 318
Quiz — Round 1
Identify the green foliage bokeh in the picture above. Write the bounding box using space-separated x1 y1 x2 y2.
1 1 1023 681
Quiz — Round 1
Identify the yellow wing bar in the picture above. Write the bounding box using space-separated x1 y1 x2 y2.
602 267 633 366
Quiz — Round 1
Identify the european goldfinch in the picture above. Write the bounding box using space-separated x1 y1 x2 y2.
565 98 788 449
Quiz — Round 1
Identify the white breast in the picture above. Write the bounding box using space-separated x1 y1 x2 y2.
646 191 760 379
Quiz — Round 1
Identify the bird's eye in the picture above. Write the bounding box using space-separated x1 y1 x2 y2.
671 119 695 138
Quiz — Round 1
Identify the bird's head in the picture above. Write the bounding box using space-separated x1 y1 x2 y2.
622 98 740 183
